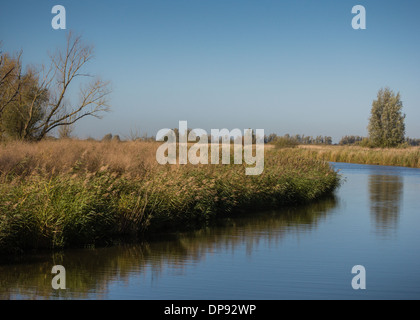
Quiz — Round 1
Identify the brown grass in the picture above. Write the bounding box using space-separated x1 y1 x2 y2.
297 144 420 168
0 139 341 253
0 139 160 179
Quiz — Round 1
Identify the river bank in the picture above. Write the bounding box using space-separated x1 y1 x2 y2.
0 140 340 254
270 145 420 168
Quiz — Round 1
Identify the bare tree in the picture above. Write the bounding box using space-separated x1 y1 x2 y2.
126 126 142 141
1 33 111 141
31 32 111 140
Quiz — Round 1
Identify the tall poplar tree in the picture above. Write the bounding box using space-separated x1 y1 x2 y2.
368 88 406 148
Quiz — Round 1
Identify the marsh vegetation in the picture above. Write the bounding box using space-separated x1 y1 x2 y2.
0 139 340 254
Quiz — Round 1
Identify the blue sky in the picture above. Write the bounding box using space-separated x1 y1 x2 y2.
1 0 419 142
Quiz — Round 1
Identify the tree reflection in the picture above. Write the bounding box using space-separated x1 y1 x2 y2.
369 174 403 237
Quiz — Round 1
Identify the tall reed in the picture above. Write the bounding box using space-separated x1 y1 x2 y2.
295 145 420 168
0 140 340 254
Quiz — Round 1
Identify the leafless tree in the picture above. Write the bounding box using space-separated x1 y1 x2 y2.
32 32 111 140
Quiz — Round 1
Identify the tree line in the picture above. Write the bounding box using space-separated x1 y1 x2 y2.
0 32 110 141
265 133 333 145
339 135 420 147
270 88 410 148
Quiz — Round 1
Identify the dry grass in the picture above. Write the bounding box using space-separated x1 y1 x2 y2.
296 145 420 168
0 140 270 179
0 139 160 179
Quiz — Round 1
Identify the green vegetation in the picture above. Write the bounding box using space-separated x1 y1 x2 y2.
339 135 365 146
267 88 412 150
273 136 299 149
0 140 340 254
265 133 333 146
368 88 406 148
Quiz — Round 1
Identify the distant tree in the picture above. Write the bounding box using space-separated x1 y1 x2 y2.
405 137 420 147
249 128 257 144
339 135 365 146
302 136 311 145
368 88 406 148
102 133 113 141
324 136 333 145
172 127 193 142
274 136 299 149
111 134 121 142
315 135 324 144
264 133 277 144
263 133 333 146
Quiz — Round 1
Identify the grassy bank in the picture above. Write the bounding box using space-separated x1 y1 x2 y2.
282 145 420 168
0 140 340 254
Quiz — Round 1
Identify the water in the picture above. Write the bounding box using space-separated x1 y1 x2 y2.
1 162 420 300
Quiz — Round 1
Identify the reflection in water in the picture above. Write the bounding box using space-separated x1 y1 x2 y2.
0 196 337 299
369 175 403 237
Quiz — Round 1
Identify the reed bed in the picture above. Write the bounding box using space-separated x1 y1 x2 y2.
295 145 420 168
0 140 340 254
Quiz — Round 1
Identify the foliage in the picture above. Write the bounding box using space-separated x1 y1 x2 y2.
274 136 299 149
266 133 333 146
1 68 49 140
368 88 406 148
339 135 365 146
406 137 420 147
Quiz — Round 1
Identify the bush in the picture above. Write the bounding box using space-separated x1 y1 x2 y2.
358 138 374 148
274 137 299 149
101 133 113 142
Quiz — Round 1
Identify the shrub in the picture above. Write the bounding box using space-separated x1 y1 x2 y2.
274 137 299 149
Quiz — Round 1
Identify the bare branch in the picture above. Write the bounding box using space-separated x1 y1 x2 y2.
34 32 111 140
1 33 110 141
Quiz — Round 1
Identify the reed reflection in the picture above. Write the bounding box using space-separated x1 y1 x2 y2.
0 196 337 299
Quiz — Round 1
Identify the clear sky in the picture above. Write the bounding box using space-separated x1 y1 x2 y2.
1 0 419 142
